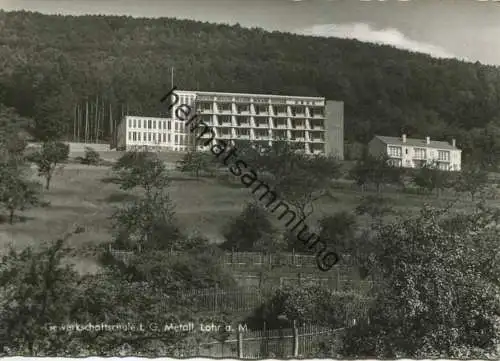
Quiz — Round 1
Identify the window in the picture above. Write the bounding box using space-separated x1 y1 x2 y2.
163 133 166 142
153 121 156 129
168 134 171 142
138 119 141 128
438 150 450 161
128 119 131 127
148 133 151 141
162 121 166 130
175 135 178 144
143 132 146 141
438 163 449 171
137 132 141 141
158 133 161 143
128 132 131 141
148 119 152 129
414 148 426 159
388 146 402 157
132 132 136 141
152 133 156 142
168 121 171 130
133 119 136 128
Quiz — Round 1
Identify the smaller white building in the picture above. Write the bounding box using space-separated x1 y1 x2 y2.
368 134 462 171
116 115 193 152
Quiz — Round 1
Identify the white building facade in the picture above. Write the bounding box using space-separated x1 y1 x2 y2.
170 90 343 157
116 116 192 152
116 90 344 158
368 134 462 171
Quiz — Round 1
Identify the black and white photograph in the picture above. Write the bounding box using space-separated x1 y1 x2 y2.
0 0 499 359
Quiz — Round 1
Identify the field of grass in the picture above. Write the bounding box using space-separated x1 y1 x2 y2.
1 156 493 275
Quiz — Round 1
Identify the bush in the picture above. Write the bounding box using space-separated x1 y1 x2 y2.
245 285 372 330
78 147 101 165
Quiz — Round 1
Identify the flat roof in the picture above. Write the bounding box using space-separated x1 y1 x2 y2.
176 89 325 101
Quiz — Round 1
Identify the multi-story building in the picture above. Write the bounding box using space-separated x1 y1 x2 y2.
116 90 344 158
368 134 462 171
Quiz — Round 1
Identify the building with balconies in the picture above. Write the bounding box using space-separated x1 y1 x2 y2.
368 134 462 171
168 90 344 158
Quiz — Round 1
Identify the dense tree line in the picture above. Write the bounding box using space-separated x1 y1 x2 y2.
1 10 500 163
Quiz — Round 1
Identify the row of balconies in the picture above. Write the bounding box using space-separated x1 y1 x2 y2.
196 106 324 118
201 120 325 130
197 139 326 153
196 96 324 107
201 132 325 143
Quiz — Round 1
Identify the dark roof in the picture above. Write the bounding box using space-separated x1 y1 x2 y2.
373 135 460 150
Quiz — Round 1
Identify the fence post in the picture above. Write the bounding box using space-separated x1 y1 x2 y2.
237 330 243 359
292 320 299 357
297 272 301 287
292 248 295 266
214 283 218 312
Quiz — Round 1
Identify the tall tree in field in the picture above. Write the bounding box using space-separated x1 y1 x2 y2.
251 141 342 219
176 149 212 178
111 150 179 251
0 160 42 224
349 153 402 193
221 201 281 253
412 161 453 197
31 142 70 190
453 163 489 201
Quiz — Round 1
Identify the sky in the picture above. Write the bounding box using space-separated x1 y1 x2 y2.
0 0 499 66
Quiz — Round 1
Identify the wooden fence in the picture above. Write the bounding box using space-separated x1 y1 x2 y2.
108 247 321 268
107 247 371 292
174 286 373 316
176 286 269 312
185 324 345 359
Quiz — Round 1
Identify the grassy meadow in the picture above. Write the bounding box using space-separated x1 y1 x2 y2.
0 150 493 275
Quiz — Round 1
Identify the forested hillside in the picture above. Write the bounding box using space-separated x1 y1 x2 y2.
1 10 500 162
